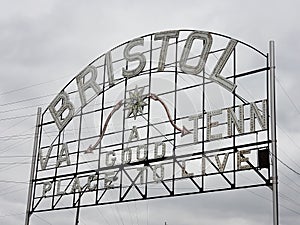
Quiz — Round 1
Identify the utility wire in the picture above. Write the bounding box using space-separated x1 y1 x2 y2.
34 214 53 225
0 93 56 107
246 189 300 216
276 77 300 114
0 187 25 196
0 75 70 96
277 154 300 176
0 212 25 218
0 114 36 122
0 180 28 184
0 103 48 114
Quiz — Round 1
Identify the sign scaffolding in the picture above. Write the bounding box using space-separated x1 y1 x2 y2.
25 30 278 225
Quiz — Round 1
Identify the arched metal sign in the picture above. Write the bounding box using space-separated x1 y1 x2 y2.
25 30 278 224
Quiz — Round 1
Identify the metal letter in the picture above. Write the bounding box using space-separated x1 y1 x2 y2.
181 160 194 177
210 39 237 92
137 167 147 185
105 151 116 167
38 145 53 170
128 126 140 142
122 148 132 164
56 180 66 195
137 144 147 161
105 51 115 86
87 175 97 191
207 110 222 141
104 171 118 189
76 66 102 106
154 30 179 71
237 149 251 170
189 114 203 143
153 164 164 183
122 38 146 78
71 177 82 193
56 143 71 168
250 100 267 132
227 105 244 136
49 91 75 131
180 31 212 75
154 142 166 159
42 182 52 197
215 153 229 172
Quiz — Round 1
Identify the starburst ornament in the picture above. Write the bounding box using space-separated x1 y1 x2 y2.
125 86 147 119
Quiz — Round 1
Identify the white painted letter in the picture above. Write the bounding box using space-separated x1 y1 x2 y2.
215 153 229 172
153 164 164 183
56 143 71 168
87 175 97 191
237 150 251 170
122 148 132 164
207 110 222 141
227 105 244 136
128 126 140 142
104 171 118 189
180 31 212 75
49 91 74 131
137 144 147 161
250 100 267 132
76 66 102 106
106 151 116 167
181 160 194 177
210 39 237 92
38 145 53 170
137 167 147 185
154 30 179 71
122 38 146 78
105 51 115 86
42 181 52 197
71 177 82 192
189 114 203 143
56 180 66 195
154 142 166 159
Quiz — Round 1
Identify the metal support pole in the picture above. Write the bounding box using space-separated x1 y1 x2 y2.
75 197 81 225
269 41 279 225
25 107 42 225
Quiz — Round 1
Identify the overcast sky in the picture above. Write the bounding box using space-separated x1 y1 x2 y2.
1 0 300 225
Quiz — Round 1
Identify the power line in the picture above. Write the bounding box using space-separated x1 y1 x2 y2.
246 188 300 216
0 93 56 107
280 169 300 189
277 155 300 176
280 192 300 208
277 124 300 152
33 214 53 225
0 75 70 96
276 77 300 114
0 155 32 158
0 180 29 185
0 114 36 122
0 187 25 196
0 162 31 165
0 212 25 218
0 103 48 114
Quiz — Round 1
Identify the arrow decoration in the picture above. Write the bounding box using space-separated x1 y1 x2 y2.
85 86 191 154
84 100 123 153
148 93 191 137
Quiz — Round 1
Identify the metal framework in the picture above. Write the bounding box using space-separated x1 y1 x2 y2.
25 30 278 225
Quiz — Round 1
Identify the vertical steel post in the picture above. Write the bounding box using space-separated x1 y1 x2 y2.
25 107 42 225
75 197 80 225
270 40 278 225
